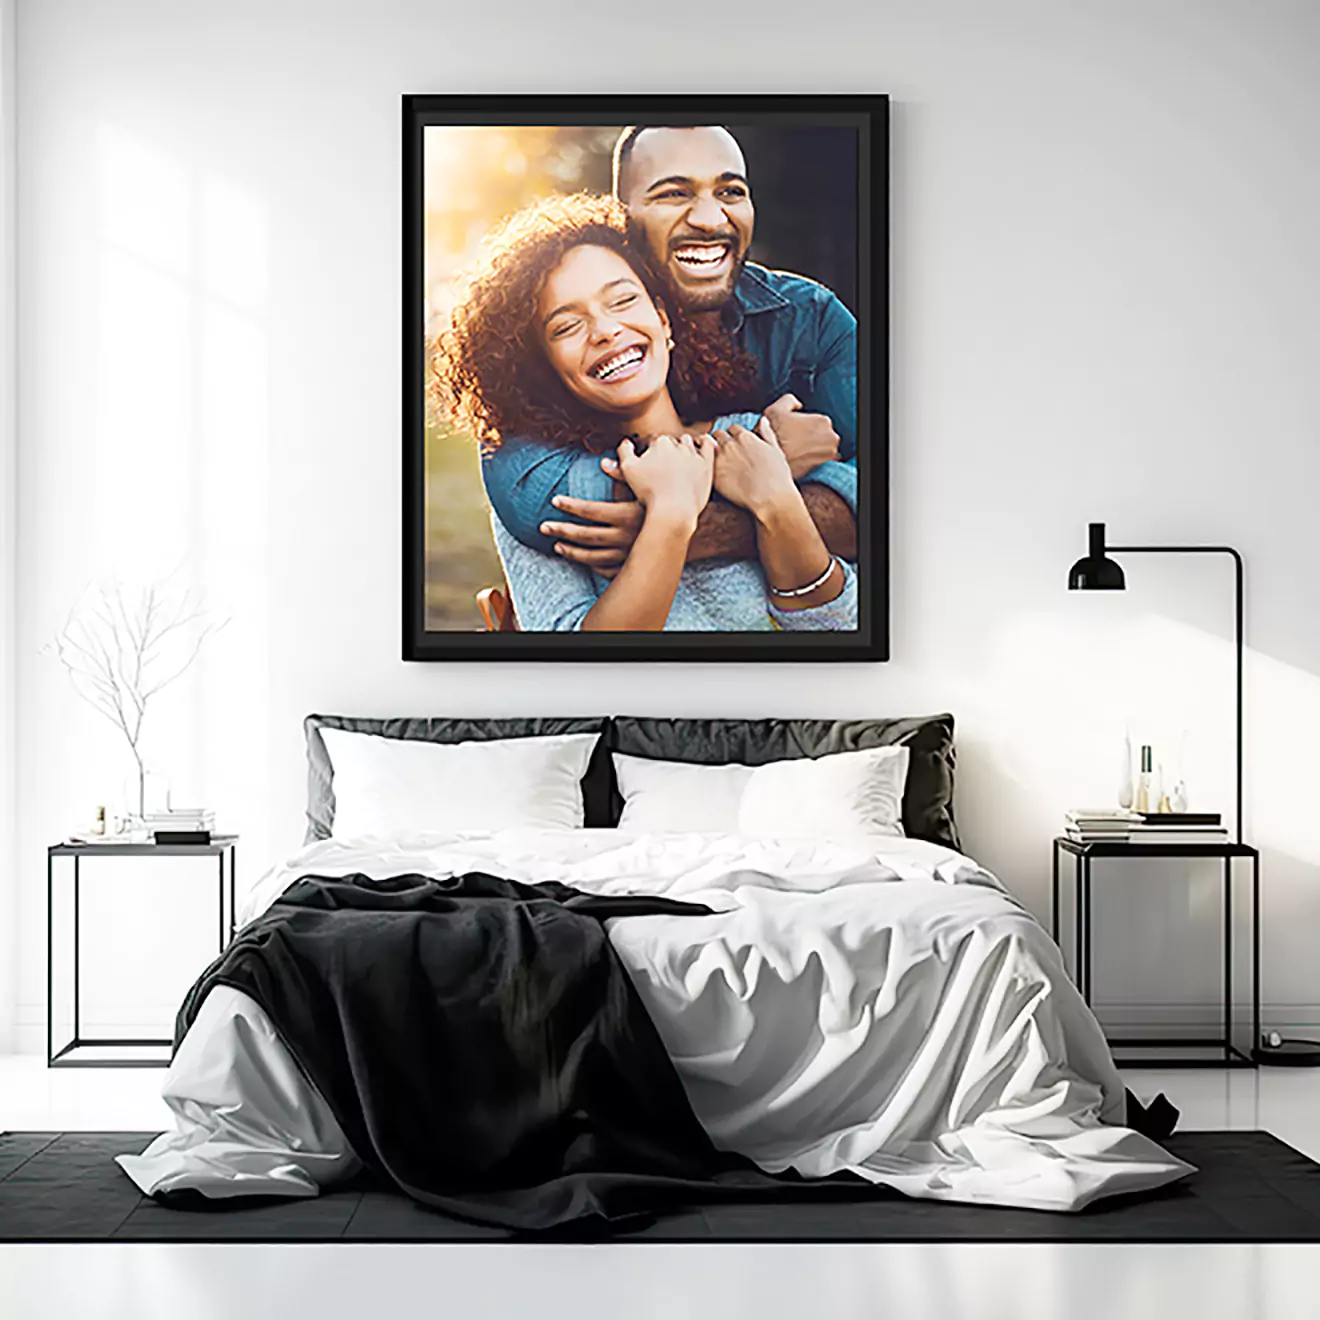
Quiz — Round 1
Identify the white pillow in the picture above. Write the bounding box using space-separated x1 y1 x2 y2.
319 729 598 837
614 757 756 834
613 744 910 840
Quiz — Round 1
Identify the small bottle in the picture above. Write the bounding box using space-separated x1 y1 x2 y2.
1135 745 1152 813
1171 731 1189 814
90 805 106 837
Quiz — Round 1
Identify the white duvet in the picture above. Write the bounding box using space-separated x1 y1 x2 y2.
118 830 1193 1213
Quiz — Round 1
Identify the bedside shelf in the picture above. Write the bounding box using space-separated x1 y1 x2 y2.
1055 837 1257 860
47 838 239 1068
48 1040 175 1069
1051 836 1260 1069
50 836 238 858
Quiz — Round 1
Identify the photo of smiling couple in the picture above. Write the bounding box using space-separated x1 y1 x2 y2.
418 110 881 644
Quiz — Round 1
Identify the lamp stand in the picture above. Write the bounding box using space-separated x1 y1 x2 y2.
1072 525 1320 1066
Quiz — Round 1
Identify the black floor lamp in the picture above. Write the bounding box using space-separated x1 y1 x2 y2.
1068 522 1320 1067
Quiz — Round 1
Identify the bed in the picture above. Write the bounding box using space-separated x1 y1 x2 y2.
116 714 1192 1225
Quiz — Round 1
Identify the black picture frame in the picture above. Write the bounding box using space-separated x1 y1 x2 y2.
403 94 888 661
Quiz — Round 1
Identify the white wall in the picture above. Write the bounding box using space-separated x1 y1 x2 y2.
0 0 15 1054
9 0 1320 1049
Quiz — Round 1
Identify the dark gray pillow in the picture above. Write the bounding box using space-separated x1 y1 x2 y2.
605 715 959 849
303 715 611 842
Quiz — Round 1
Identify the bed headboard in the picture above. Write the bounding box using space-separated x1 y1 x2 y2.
304 713 959 850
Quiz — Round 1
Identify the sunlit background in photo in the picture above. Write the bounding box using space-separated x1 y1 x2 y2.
422 125 619 630
420 122 859 630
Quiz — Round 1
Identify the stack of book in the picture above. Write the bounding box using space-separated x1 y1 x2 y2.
1065 809 1143 842
1065 809 1227 845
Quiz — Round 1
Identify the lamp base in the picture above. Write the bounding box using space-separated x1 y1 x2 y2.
1253 1036 1320 1067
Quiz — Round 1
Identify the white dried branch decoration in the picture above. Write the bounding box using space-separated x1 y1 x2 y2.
49 574 228 816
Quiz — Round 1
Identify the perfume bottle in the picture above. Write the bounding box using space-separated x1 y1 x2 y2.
1135 745 1152 813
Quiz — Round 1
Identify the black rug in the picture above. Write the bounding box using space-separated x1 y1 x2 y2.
2 1131 1318 1242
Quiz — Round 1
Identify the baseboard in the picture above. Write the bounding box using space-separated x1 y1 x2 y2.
15 1003 179 1055
1090 1003 1320 1037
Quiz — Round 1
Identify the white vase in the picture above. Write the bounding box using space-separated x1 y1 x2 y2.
1117 732 1134 810
119 761 172 823
142 765 171 814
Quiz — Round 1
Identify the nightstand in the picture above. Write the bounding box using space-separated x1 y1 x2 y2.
1051 836 1259 1068
47 837 238 1068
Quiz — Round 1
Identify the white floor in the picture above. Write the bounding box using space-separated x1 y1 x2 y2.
3 1059 1320 1320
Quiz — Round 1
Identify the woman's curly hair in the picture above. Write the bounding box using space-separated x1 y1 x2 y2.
430 192 758 453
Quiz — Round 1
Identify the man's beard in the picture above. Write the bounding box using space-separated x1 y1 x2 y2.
625 219 744 316
681 266 744 312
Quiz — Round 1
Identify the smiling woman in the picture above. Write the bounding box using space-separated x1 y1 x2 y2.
542 249 674 409
405 96 888 659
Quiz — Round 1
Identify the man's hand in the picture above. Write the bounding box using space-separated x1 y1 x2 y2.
710 420 798 519
539 491 644 580
763 393 840 479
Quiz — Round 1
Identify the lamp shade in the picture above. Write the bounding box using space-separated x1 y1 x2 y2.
1068 522 1126 590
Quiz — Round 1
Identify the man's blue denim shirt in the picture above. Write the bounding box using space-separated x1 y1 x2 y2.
480 263 859 556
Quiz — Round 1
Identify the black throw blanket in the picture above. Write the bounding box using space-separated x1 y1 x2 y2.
172 872 878 1232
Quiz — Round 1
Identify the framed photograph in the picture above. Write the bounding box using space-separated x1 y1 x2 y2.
403 95 887 661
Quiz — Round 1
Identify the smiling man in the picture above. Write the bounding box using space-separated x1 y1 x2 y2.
478 124 859 584
625 126 755 314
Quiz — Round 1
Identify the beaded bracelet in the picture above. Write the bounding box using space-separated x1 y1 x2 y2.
769 556 838 599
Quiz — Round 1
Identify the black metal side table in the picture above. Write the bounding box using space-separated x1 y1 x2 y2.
47 836 238 1068
1052 836 1259 1068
